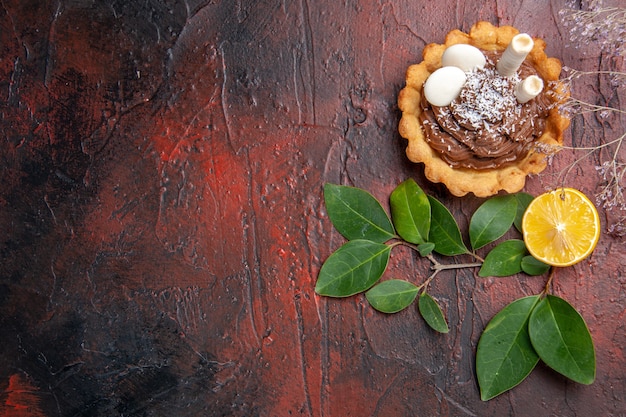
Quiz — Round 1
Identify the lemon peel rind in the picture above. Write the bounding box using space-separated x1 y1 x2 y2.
397 21 570 197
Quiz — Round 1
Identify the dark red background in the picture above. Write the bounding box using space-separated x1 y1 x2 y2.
1 1 624 416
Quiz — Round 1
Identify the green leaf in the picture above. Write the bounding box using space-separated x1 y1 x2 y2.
419 292 449 333
365 279 419 313
470 194 518 250
514 193 534 233
427 196 468 256
521 255 551 276
324 184 396 243
417 242 435 257
476 295 541 401
390 178 431 244
315 240 391 297
529 295 596 385
479 239 527 277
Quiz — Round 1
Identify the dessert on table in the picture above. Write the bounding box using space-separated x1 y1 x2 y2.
398 21 570 197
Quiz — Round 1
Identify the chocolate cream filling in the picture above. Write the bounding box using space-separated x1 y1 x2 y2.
419 51 553 170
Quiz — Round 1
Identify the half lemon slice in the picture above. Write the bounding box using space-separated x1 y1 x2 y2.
522 188 601 267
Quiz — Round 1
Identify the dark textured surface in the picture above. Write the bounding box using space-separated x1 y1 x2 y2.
1 1 624 416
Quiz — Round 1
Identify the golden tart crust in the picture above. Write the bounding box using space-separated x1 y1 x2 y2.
398 21 570 197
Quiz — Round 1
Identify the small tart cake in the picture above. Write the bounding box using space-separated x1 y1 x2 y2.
398 21 570 197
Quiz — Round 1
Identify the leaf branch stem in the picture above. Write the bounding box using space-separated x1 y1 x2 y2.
426 253 482 271
542 267 556 296
400 243 485 292
416 254 484 293
469 251 485 263
401 241 486 271
431 260 484 271
419 270 439 293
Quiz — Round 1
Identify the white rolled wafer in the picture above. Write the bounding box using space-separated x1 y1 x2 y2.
497 33 534 77
441 44 487 72
515 75 544 103
423 66 467 107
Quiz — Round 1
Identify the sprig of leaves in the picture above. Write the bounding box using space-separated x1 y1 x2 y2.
316 179 595 400
318 180 542 303
477 294 595 400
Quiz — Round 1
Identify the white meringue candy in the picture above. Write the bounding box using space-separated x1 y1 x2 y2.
423 66 467 107
441 44 487 72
